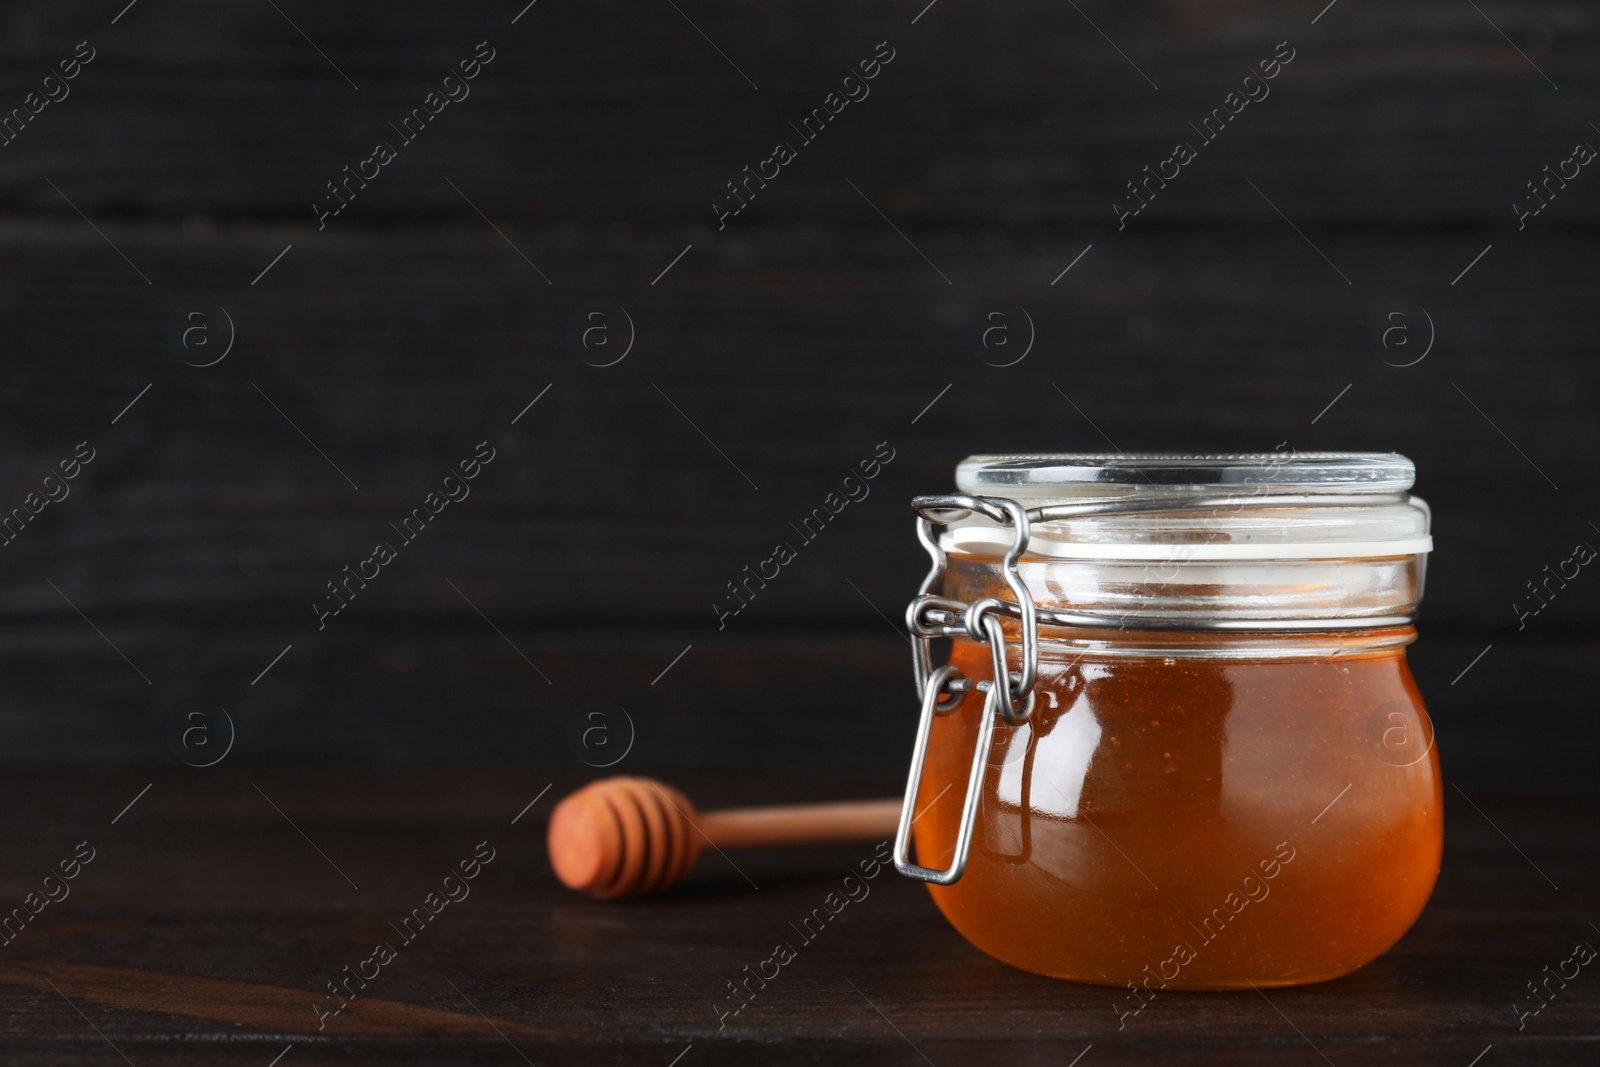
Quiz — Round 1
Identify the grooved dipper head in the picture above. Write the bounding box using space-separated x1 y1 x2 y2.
547 777 702 900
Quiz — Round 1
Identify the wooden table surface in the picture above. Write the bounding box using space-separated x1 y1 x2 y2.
1 766 1594 1066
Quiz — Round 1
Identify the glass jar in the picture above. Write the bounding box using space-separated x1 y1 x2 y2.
892 453 1440 990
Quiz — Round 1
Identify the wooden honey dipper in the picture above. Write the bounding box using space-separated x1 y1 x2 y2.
547 776 903 900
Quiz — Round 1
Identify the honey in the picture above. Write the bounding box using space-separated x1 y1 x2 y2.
894 452 1441 989
914 627 1441 988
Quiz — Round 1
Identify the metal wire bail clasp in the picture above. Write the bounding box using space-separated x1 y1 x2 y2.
892 664 1000 885
896 494 1040 885
906 494 1038 724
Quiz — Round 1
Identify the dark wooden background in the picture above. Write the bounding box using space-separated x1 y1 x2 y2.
0 0 1596 782
3 2 1598 1063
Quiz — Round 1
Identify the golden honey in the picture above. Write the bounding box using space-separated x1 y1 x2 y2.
915 627 1440 988
898 452 1440 988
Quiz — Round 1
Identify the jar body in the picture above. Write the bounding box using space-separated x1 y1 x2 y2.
913 627 1442 989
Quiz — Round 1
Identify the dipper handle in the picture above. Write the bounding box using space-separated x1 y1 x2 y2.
546 776 901 900
699 799 903 850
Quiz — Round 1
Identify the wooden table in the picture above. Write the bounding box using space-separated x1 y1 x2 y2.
1 766 1593 1064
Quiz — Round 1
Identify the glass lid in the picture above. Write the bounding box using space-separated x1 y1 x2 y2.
956 452 1415 500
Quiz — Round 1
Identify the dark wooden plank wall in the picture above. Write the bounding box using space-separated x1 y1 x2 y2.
0 1 1594 775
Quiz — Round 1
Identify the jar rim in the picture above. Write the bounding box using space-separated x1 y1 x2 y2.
957 451 1415 499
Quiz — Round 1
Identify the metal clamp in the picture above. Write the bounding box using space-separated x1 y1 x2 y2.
907 495 1037 726
897 495 1039 885
893 664 1004 886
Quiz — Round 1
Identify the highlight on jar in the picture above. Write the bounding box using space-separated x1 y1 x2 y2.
893 451 1441 990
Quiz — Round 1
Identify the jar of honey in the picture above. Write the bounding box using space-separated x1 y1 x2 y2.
893 453 1439 990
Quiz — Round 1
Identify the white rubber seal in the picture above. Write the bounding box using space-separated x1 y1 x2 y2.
942 528 1433 561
